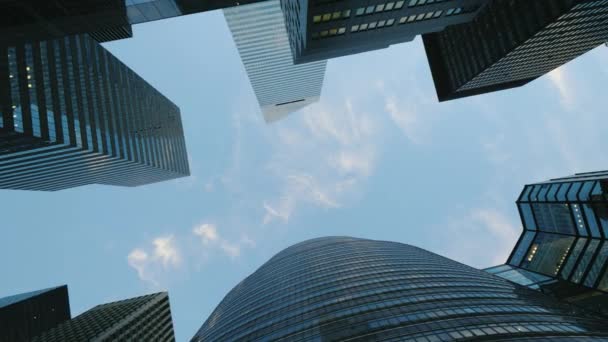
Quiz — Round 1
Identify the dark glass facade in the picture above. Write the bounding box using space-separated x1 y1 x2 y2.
500 171 608 314
281 0 487 64
0 285 70 342
0 34 190 191
423 0 608 101
0 0 271 43
193 236 608 341
32 292 175 342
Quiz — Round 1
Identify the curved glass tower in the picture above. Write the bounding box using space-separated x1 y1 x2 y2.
193 236 608 341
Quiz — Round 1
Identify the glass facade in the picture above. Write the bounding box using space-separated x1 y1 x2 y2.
223 0 327 123
193 237 608 341
0 286 70 342
423 0 608 101
281 0 487 64
31 292 175 341
0 34 190 191
509 173 608 294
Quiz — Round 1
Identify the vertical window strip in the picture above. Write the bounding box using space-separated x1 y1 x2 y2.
571 239 600 284
560 238 586 280
8 47 23 133
53 40 69 145
25 44 41 137
75 37 92 150
583 242 608 288
65 37 82 147
40 42 56 142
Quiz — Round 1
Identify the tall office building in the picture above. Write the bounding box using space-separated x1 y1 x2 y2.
281 0 488 64
0 285 70 342
193 236 608 341
0 34 190 191
488 170 608 314
224 0 327 122
423 0 608 101
0 0 272 43
32 292 175 341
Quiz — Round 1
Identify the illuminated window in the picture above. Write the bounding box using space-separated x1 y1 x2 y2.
386 2 395 10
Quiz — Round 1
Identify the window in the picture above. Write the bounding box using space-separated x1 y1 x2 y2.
375 4 385 12
322 13 331 21
356 7 365 15
399 16 407 23
386 18 395 25
351 25 360 32
409 0 417 6
433 10 443 18
365 6 374 14
369 21 377 29
395 0 405 9
337 27 346 34
360 23 369 30
332 11 341 19
329 28 338 35
378 20 387 27
386 2 395 10
313 15 321 23
342 9 351 18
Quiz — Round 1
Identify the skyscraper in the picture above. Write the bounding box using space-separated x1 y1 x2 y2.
488 170 608 314
32 292 175 341
0 0 273 43
423 0 608 101
0 34 190 191
281 0 488 64
0 285 70 342
193 236 608 341
224 0 327 122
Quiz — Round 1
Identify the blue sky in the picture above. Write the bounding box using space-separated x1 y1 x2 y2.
2 10 608 341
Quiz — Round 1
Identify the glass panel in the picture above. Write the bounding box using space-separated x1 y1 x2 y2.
497 268 551 286
591 181 603 200
546 184 559 201
518 185 532 202
569 203 588 236
579 181 596 201
556 183 570 201
484 264 512 274
583 204 600 237
599 267 608 291
532 203 575 234
571 239 600 284
529 185 541 202
537 184 550 201
508 231 536 267
593 202 608 237
560 238 587 280
567 182 582 201
584 242 608 288
520 233 576 276
519 203 537 231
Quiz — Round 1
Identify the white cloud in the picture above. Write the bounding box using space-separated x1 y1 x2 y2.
547 68 573 107
127 249 153 285
192 223 255 259
193 223 219 244
261 99 378 225
152 235 181 268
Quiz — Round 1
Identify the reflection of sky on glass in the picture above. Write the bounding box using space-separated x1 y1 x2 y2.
0 287 60 309
125 0 182 24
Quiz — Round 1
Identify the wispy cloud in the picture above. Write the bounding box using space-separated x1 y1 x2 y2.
261 98 379 224
127 235 181 286
385 96 421 144
440 208 520 268
547 67 574 108
192 223 255 259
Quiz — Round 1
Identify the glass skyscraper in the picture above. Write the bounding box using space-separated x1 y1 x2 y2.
0 34 190 191
0 285 70 342
193 236 608 341
281 0 488 64
224 0 327 123
422 0 608 101
489 170 608 315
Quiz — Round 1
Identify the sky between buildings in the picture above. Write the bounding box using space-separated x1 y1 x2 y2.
1 10 608 342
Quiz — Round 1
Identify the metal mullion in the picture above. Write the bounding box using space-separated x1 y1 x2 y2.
567 237 593 283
